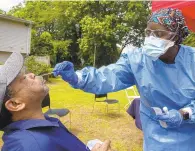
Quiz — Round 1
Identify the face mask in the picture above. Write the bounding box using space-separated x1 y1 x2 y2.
142 36 175 61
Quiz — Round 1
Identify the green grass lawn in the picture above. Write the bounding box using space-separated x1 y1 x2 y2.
0 77 143 151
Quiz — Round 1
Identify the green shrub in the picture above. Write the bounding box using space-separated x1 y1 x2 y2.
25 56 51 75
183 32 195 47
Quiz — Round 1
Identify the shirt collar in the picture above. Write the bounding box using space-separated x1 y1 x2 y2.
3 116 60 133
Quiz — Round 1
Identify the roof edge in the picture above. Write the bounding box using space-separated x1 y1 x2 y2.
0 14 32 24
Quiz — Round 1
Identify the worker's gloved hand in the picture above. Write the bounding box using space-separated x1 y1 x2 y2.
53 61 78 85
155 109 183 128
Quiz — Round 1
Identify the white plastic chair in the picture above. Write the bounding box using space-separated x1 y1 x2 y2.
124 86 140 109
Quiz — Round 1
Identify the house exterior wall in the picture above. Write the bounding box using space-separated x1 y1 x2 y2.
0 17 31 63
0 51 27 64
0 51 11 64
35 56 50 66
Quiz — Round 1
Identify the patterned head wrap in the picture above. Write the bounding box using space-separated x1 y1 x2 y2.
148 8 189 44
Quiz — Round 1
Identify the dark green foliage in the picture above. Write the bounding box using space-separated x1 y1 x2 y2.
183 32 195 47
25 56 51 75
9 1 150 67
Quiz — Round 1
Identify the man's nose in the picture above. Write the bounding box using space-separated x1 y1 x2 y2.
28 73 35 79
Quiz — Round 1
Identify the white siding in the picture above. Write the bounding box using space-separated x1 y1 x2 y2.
0 18 31 54
0 52 11 64
0 52 26 64
35 56 50 66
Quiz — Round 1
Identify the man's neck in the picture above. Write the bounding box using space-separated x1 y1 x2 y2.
12 108 45 122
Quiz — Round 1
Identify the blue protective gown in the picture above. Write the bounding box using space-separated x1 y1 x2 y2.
73 44 195 151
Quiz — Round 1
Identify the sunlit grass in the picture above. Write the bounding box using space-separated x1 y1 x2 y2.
48 77 143 151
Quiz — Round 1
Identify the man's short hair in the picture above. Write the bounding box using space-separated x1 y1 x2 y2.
0 88 13 129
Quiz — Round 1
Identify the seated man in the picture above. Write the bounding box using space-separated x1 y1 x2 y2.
0 52 112 151
126 98 142 130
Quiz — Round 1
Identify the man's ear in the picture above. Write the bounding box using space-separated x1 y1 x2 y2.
5 98 25 112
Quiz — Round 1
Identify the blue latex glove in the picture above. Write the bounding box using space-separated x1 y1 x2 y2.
53 61 78 85
155 109 183 128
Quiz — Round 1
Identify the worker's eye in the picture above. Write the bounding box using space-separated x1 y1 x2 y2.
154 31 164 38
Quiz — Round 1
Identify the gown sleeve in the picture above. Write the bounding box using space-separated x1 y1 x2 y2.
73 49 137 94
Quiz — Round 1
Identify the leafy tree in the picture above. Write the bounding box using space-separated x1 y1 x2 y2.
9 1 150 67
31 31 54 56
0 9 5 14
25 56 51 75
183 32 195 47
78 1 150 67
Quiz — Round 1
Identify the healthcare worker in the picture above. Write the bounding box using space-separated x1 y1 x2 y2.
53 8 195 151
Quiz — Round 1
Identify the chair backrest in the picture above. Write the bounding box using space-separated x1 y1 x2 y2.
125 86 139 98
41 93 51 108
95 94 108 102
